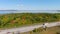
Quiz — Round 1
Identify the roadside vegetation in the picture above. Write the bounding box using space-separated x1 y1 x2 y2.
0 13 60 29
21 26 60 34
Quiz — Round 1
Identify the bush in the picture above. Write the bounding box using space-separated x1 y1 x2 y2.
56 32 60 34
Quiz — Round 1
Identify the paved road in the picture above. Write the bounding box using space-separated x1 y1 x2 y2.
0 22 60 34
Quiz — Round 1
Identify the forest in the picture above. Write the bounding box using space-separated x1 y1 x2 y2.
0 13 60 29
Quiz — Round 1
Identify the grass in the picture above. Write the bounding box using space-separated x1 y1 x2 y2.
21 26 60 34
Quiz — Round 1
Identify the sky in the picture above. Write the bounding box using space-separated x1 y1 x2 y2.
0 0 60 10
0 0 60 14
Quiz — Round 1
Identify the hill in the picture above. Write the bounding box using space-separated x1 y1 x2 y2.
0 13 60 29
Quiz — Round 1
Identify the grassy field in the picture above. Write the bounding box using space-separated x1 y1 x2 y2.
21 26 60 34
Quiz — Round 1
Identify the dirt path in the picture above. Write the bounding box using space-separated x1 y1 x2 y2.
0 22 60 34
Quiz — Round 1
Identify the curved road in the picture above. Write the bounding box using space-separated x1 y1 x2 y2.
0 22 60 34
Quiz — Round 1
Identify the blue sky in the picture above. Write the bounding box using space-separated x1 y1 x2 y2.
0 0 60 10
0 0 19 10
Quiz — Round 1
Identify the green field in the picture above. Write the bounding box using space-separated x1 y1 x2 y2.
0 13 60 29
21 26 60 34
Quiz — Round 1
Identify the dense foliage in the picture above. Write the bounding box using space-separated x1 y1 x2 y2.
0 13 60 28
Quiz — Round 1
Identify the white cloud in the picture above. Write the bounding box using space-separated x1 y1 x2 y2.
17 4 24 10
